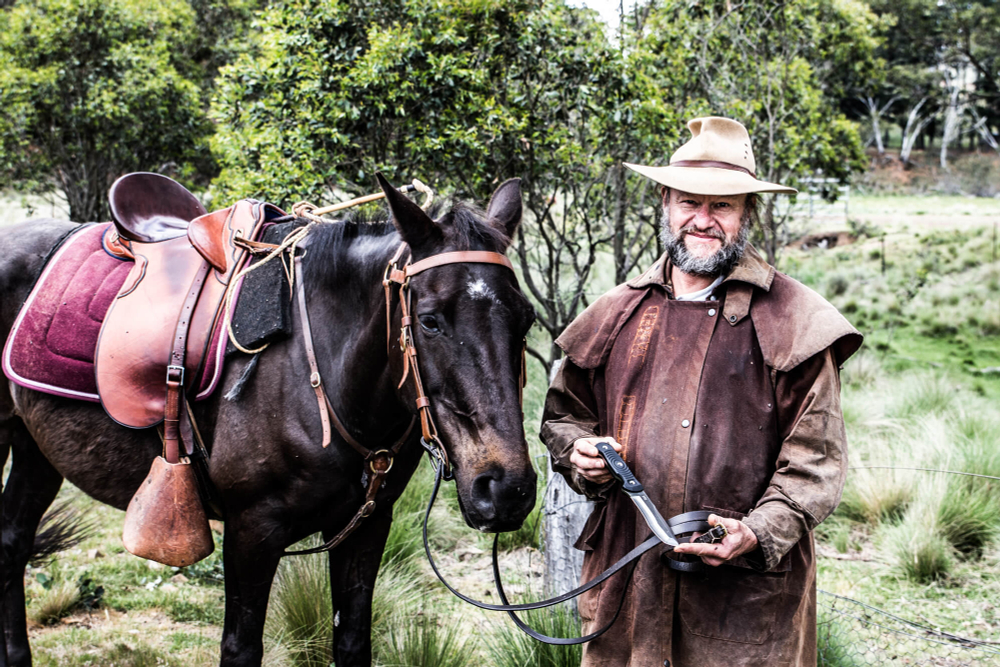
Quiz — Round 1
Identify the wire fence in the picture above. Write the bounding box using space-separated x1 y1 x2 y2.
818 590 1000 666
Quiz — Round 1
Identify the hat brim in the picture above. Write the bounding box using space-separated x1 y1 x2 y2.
624 162 797 196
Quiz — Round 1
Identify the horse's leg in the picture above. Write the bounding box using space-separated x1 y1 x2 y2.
219 513 284 667
1 421 63 667
328 510 393 667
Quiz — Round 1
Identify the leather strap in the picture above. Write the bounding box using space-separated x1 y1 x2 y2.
163 260 211 464
670 159 757 178
295 257 331 448
406 251 514 277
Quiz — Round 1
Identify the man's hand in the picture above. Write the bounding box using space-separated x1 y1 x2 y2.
570 437 623 484
672 514 758 567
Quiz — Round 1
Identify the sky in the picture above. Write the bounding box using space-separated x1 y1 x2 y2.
572 0 625 26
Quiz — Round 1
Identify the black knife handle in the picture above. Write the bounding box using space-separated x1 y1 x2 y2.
595 441 643 493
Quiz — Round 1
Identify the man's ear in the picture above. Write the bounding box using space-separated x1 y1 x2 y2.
377 173 443 252
485 178 523 243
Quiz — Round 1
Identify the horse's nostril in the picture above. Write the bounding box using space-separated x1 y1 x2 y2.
471 469 504 520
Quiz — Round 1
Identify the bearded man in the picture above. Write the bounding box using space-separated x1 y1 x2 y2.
541 117 861 667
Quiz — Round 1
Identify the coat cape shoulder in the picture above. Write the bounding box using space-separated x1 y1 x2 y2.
555 249 862 372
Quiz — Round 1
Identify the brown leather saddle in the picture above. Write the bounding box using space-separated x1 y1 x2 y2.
96 173 276 450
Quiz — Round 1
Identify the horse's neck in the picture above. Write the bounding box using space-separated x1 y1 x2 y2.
317 232 410 441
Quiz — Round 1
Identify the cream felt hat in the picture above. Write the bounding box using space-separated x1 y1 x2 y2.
624 117 797 196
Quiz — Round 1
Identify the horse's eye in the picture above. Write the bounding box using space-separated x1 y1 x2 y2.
418 314 441 335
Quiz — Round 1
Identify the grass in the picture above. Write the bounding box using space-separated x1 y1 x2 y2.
483 606 583 667
378 614 472 667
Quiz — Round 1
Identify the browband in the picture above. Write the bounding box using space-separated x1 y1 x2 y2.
406 251 514 277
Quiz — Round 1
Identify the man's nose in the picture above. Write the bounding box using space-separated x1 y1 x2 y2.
693 204 715 227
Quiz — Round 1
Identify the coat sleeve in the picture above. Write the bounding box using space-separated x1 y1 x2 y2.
540 358 614 500
741 348 848 571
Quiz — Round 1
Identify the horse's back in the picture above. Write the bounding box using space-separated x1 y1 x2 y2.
0 219 80 324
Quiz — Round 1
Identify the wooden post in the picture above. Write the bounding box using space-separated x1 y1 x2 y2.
543 359 593 604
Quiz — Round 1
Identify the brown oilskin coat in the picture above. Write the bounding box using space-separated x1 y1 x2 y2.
541 246 861 667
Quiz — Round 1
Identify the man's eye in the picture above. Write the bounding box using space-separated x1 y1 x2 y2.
418 315 441 334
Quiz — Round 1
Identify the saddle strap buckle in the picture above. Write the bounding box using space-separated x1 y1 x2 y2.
166 364 185 385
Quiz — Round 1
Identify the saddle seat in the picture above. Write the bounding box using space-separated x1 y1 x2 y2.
109 172 207 243
97 173 282 430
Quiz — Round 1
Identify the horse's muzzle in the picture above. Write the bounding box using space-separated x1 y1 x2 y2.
464 465 537 532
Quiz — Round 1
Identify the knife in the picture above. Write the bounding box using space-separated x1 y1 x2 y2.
596 441 680 548
596 442 729 549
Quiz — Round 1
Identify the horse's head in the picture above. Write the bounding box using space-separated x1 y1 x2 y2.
378 175 537 532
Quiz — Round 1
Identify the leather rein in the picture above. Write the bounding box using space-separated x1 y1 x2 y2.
283 239 525 556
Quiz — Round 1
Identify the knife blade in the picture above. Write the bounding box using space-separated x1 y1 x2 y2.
595 441 679 548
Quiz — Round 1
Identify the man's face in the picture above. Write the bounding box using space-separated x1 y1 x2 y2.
661 188 751 277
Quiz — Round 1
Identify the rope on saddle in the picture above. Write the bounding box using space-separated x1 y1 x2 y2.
224 222 313 355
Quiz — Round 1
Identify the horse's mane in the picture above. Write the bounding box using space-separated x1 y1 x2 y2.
302 200 510 286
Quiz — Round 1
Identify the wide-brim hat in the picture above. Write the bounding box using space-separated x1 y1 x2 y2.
624 117 797 196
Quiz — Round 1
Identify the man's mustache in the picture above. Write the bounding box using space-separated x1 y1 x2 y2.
679 225 726 242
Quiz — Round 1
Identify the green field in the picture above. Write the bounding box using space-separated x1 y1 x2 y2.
11 193 1000 665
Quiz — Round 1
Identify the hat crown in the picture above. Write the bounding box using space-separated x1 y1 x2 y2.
670 117 756 175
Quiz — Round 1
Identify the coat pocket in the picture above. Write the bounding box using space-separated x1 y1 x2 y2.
677 506 791 644
678 566 789 645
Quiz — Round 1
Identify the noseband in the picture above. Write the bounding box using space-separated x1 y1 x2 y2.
284 237 525 556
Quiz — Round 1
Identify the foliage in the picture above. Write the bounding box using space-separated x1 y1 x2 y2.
648 0 879 263
0 0 213 221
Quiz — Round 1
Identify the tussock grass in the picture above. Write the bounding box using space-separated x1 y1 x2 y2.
29 581 80 625
378 614 471 667
483 605 582 667
838 369 1000 582
265 549 332 666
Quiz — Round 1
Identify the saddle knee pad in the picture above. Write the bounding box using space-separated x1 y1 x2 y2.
225 221 302 357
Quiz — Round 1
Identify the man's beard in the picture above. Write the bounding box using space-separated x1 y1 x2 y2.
660 208 750 278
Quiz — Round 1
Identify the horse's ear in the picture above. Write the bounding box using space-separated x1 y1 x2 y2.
486 178 522 241
376 172 442 252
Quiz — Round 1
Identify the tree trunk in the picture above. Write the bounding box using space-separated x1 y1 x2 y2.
763 195 778 266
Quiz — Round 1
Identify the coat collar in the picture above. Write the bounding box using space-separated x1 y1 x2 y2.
626 243 775 292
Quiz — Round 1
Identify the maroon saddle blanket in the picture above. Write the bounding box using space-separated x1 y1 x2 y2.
3 222 228 402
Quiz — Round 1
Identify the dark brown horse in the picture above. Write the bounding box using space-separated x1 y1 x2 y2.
0 178 536 666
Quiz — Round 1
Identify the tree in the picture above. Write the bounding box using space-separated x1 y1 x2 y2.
653 0 879 265
0 0 212 221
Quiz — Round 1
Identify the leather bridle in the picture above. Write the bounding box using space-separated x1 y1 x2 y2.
284 239 525 555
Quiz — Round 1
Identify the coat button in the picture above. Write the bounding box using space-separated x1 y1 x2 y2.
708 308 716 316
729 314 738 323
681 419 690 428
664 661 671 667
